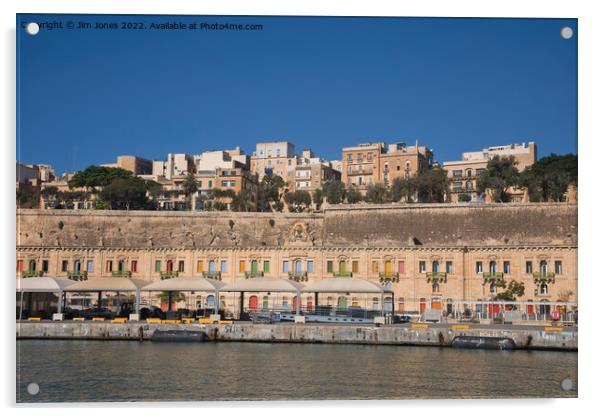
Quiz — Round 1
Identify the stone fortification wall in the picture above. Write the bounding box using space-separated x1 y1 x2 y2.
16 203 577 249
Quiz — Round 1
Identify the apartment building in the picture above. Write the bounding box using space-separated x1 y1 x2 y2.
443 142 537 203
101 155 153 176
341 140 433 193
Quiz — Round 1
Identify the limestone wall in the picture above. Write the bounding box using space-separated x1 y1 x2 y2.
17 203 577 249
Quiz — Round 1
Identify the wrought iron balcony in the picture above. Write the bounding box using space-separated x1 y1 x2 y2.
532 271 556 283
426 272 447 282
288 271 308 282
202 271 222 280
245 271 264 279
111 270 132 278
482 271 504 283
67 270 88 281
379 272 400 283
21 270 44 278
333 271 353 277
160 271 179 280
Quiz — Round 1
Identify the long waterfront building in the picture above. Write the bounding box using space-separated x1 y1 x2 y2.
16 203 577 314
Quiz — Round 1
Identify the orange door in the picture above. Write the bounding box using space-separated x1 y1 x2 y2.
431 301 442 310
419 299 426 313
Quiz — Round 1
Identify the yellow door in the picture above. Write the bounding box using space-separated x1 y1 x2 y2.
385 260 392 274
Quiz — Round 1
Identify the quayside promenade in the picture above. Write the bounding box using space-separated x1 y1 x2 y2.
16 321 577 351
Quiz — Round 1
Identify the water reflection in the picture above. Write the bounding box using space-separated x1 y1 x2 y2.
16 341 577 402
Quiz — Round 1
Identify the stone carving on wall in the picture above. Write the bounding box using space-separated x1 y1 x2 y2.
288 221 314 246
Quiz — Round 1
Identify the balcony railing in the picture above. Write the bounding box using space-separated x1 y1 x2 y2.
160 271 179 280
288 271 308 282
245 271 264 279
532 271 556 283
333 271 353 277
426 272 447 283
21 270 44 278
482 271 504 283
202 271 222 280
379 272 400 283
111 270 132 278
347 170 373 176
67 270 88 281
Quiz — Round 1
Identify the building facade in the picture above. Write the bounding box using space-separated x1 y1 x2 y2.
16 204 577 313
101 155 153 176
442 142 537 203
341 140 433 193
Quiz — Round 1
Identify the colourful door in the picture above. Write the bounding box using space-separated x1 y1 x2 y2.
337 296 348 310
419 298 426 313
339 261 346 274
431 300 442 310
385 260 392 274
249 295 258 310
292 296 302 311
251 260 258 273
262 296 269 310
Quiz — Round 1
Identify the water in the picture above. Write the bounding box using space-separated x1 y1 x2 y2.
16 340 577 402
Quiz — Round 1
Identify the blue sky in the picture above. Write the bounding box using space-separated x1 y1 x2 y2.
17 14 577 174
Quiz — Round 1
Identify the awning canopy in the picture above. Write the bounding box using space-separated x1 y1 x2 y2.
16 277 76 293
220 278 304 293
64 278 149 292
302 278 387 294
142 277 225 292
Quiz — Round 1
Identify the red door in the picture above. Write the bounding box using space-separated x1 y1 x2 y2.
249 295 258 310
293 296 302 311
306 300 313 312
419 299 426 313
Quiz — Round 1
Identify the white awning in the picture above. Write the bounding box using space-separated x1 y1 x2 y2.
142 277 225 292
302 278 386 293
16 277 76 292
220 278 304 293
64 278 149 292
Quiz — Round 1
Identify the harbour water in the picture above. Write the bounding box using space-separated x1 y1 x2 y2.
16 340 577 402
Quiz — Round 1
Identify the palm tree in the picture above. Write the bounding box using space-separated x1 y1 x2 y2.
232 189 254 212
182 173 198 211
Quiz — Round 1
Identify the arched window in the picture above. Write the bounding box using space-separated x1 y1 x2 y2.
432 261 439 273
466 169 472 177
295 259 303 274
489 261 497 273
540 283 549 295
490 283 497 294
118 260 125 272
432 282 440 292
372 297 379 309
540 260 548 273
74 260 81 272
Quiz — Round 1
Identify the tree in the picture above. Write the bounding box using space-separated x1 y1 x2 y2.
390 177 417 203
68 165 132 191
181 173 198 210
458 193 472 202
346 186 362 204
477 156 520 202
232 189 254 212
257 174 286 212
284 190 312 212
323 180 346 204
519 154 577 202
364 183 390 204
415 166 449 203
313 188 324 210
99 176 150 210
494 280 525 302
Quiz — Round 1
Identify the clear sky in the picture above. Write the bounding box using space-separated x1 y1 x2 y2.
17 14 577 174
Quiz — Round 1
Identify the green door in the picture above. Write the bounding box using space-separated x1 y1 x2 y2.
337 296 348 310
251 260 258 273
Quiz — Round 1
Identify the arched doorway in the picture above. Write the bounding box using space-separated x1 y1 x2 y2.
28 259 36 272
419 298 426 313
384 296 393 313
262 296 269 310
166 260 173 272
206 295 215 309
339 260 347 274
294 259 303 274
337 296 348 310
248 295 258 310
